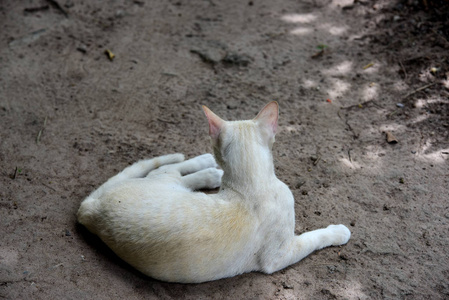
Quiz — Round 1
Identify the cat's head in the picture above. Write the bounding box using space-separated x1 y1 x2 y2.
202 102 279 171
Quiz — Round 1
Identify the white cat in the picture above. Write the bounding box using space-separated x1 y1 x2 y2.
77 101 350 283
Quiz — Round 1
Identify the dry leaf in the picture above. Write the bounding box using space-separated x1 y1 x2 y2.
104 49 115 61
386 131 398 143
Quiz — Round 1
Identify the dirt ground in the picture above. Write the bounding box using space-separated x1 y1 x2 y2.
1 0 448 299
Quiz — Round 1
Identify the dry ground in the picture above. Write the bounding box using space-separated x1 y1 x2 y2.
1 0 448 299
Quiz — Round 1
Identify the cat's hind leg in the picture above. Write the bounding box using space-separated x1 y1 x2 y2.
260 225 351 274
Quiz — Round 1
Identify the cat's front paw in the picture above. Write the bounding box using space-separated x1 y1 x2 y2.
202 168 224 189
194 153 218 169
326 224 351 246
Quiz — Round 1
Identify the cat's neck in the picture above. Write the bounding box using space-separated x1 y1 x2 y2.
219 147 277 194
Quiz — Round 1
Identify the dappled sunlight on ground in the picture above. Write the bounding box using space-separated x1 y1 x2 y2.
281 13 317 24
414 97 449 109
319 23 349 36
278 2 449 299
407 113 430 127
302 78 317 88
322 60 353 76
443 78 449 90
330 0 354 8
363 145 385 162
279 5 447 176
417 147 449 163
337 280 369 299
361 83 379 101
282 125 300 133
282 13 318 36
392 81 408 92
338 157 362 170
290 27 313 36
280 7 447 172
328 78 351 99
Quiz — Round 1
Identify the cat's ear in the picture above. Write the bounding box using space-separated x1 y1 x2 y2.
202 105 225 140
254 101 279 136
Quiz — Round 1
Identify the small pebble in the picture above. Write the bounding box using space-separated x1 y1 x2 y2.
282 282 294 289
396 103 404 108
77 44 87 53
339 253 349 260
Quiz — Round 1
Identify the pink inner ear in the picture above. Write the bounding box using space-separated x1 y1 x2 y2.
202 105 224 139
254 101 279 134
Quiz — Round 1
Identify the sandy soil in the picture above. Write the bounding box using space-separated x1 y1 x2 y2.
1 0 448 299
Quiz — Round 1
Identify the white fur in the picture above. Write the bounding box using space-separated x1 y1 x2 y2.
77 102 350 283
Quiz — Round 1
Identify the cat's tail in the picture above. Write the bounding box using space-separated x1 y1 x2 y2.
77 153 185 233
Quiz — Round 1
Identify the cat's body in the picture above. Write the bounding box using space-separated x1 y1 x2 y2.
77 102 350 283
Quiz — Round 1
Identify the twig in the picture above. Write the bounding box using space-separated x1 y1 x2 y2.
43 183 57 191
399 61 407 80
337 109 359 139
313 156 321 166
387 110 398 118
431 28 449 47
348 149 353 163
36 130 43 143
401 82 437 101
311 49 324 59
11 167 18 179
45 0 68 17
337 109 343 121
341 99 381 110
24 5 49 13
50 263 64 269
36 116 48 144
157 118 179 125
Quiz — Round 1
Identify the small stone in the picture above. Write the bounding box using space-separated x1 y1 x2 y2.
222 53 252 66
115 9 125 17
339 253 349 260
295 180 306 189
77 44 87 53
282 281 294 289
